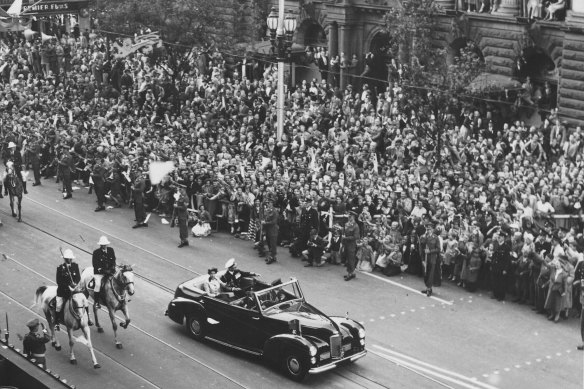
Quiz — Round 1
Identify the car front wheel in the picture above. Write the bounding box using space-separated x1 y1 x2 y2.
282 352 308 382
186 314 205 341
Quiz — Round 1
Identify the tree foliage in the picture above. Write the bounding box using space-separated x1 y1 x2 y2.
93 0 218 46
384 0 486 167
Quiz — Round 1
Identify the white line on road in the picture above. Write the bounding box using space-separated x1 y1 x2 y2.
372 345 499 389
359 271 454 305
371 348 495 389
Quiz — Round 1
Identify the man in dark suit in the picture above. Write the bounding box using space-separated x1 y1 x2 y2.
175 187 189 248
55 248 81 323
92 236 116 308
491 231 511 301
28 136 42 187
58 144 73 199
92 158 107 212
291 198 320 257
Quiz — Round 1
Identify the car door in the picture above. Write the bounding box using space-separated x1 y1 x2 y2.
218 303 271 353
201 296 240 343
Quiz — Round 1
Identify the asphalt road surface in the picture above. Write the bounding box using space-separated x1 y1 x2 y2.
0 179 582 389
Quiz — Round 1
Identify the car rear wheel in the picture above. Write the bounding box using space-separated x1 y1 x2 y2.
185 314 205 341
282 352 308 382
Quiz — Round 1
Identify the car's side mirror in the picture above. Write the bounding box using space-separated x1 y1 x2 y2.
289 319 301 336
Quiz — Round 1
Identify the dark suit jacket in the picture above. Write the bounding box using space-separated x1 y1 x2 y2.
92 247 117 275
56 262 80 298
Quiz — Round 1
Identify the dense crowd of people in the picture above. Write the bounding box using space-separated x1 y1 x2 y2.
1 28 584 332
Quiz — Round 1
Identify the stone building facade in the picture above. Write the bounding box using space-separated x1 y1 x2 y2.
263 0 584 125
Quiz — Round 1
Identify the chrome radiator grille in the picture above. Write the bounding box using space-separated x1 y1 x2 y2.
330 334 342 359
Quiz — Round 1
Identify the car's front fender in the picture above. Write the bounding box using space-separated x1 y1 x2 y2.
166 297 206 325
263 334 315 364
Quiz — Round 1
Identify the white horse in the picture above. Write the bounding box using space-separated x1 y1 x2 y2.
80 265 135 349
35 285 100 368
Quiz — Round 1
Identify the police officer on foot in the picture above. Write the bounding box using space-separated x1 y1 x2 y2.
23 318 50 368
92 236 117 308
55 248 81 325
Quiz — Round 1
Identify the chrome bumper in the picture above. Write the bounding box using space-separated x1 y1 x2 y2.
309 350 367 374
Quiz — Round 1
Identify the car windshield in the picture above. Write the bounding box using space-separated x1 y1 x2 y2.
255 281 303 313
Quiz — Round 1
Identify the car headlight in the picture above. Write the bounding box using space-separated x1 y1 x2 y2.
309 345 317 356
358 328 365 338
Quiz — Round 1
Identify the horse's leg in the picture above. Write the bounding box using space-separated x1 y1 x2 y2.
44 310 61 351
9 195 15 217
119 303 131 330
93 301 104 333
67 327 77 365
108 307 121 349
81 324 100 368
17 196 21 222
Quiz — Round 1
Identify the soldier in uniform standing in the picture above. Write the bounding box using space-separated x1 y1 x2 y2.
28 135 42 187
491 231 511 301
343 212 360 281
132 170 148 228
55 249 81 324
92 158 107 212
5 141 27 194
262 197 279 264
58 144 73 199
22 318 50 368
175 187 190 248
92 236 117 309
420 221 441 297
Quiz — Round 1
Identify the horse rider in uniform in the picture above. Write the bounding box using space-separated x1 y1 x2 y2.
58 144 73 199
23 318 50 368
56 249 81 324
92 236 117 308
5 141 27 194
175 186 190 248
262 196 279 264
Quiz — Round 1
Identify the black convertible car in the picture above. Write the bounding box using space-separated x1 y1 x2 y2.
165 272 366 381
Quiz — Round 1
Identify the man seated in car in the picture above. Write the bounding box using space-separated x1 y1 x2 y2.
261 288 288 309
235 291 258 310
204 268 239 300
221 258 260 297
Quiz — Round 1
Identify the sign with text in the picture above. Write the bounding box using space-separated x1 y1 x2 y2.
0 0 88 15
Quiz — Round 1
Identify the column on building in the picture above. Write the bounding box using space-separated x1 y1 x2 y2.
494 0 521 16
338 23 350 89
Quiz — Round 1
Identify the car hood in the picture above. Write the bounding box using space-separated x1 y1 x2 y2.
267 302 350 340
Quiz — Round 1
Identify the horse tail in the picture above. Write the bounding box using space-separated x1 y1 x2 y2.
33 285 47 308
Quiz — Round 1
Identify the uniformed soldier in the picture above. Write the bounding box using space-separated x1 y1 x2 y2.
131 170 148 228
22 318 50 368
92 236 116 308
262 198 279 264
28 135 42 187
175 187 189 248
420 221 441 297
491 231 511 301
92 158 108 212
5 141 27 194
58 144 73 199
55 249 81 324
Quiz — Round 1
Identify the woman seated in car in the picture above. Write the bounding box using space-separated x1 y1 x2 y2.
204 268 229 297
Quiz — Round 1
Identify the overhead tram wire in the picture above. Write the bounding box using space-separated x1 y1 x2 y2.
94 28 551 114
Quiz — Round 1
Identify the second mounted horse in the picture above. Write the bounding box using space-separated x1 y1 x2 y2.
81 264 135 349
3 165 23 222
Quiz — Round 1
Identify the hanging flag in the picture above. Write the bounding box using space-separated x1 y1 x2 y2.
149 161 175 185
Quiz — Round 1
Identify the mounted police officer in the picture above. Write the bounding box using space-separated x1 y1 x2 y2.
5 141 27 194
56 249 81 324
92 236 117 308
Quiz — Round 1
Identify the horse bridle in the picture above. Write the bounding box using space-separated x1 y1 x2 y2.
110 268 134 304
68 290 87 322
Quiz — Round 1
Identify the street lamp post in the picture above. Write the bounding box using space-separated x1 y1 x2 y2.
266 5 297 141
